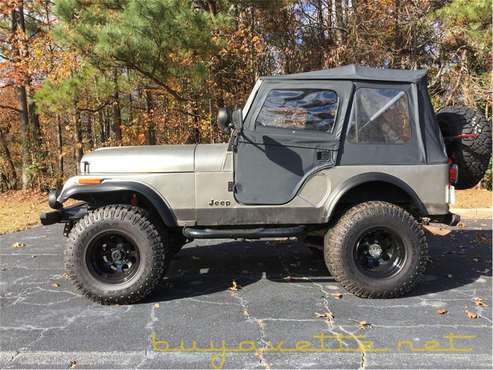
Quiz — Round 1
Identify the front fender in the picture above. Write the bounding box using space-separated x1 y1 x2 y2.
56 177 177 227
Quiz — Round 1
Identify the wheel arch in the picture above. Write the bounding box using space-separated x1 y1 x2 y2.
58 181 177 227
324 172 427 222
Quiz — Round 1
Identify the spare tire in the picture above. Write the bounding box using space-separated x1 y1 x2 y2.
437 106 492 189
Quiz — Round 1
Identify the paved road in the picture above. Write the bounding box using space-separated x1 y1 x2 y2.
0 220 491 369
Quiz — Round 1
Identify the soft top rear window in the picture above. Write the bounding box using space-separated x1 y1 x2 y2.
348 87 411 144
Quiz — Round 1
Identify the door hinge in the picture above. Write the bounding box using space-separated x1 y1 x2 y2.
228 181 235 192
317 151 331 161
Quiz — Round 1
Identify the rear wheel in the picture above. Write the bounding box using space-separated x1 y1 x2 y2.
65 205 166 304
437 106 491 189
324 201 427 298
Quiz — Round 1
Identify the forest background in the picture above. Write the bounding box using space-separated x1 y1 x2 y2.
0 0 491 192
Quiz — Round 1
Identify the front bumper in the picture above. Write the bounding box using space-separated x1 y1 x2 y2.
40 202 88 226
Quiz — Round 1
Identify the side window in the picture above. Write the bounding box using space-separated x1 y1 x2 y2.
347 88 411 144
255 89 338 132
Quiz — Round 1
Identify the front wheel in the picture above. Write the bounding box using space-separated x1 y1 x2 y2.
65 205 167 304
324 201 428 298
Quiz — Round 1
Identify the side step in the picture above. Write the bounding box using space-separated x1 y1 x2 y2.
182 225 305 239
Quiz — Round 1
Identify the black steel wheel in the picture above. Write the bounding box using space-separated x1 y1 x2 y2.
86 231 141 284
324 201 428 298
353 227 407 279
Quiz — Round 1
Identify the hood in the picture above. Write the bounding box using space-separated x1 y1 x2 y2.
82 144 196 173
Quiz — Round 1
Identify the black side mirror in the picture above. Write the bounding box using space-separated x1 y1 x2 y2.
217 108 232 132
231 108 243 130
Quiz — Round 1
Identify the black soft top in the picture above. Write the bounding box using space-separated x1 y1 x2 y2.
262 64 427 83
258 64 447 165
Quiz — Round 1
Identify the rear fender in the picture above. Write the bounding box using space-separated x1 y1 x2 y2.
324 172 427 221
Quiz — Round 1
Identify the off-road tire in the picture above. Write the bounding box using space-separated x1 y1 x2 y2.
437 106 492 189
65 205 166 304
324 201 428 298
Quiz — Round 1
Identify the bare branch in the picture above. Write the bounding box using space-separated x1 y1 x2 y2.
0 104 21 113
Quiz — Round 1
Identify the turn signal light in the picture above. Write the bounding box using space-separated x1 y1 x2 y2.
78 178 102 185
449 164 458 185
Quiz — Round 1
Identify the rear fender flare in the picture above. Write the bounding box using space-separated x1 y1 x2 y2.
58 180 177 227
324 172 427 221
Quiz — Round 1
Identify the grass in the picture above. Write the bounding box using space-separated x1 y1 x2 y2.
0 188 491 235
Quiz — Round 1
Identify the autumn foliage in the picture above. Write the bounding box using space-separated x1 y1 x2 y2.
0 0 491 191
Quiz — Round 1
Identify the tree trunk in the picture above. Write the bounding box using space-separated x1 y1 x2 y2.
56 115 64 185
112 70 123 143
394 0 401 66
98 109 106 143
145 91 156 145
73 108 83 174
316 0 326 68
193 103 200 144
84 113 94 149
16 86 31 189
28 97 42 148
28 94 48 181
105 108 111 141
0 126 18 189
11 6 32 189
326 0 333 44
335 0 344 44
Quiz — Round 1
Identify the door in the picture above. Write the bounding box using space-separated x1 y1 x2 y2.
234 80 352 205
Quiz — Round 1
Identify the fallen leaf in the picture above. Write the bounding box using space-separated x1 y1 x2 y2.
154 303 160 308
11 242 26 249
358 320 372 329
69 359 77 368
350 319 372 329
473 297 488 307
475 233 490 245
465 310 478 319
229 280 241 291
51 282 60 288
331 293 343 300
436 308 448 315
315 311 334 322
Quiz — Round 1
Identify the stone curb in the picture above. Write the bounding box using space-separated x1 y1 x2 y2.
450 208 492 219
